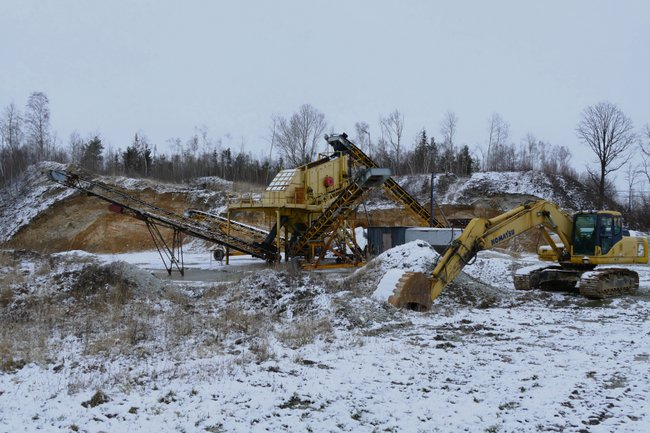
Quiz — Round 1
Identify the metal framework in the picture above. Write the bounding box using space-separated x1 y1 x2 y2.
326 133 447 228
145 221 184 275
290 167 390 258
47 170 279 271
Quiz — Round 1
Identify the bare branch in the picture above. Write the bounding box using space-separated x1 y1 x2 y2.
273 104 327 167
576 101 636 208
380 109 405 173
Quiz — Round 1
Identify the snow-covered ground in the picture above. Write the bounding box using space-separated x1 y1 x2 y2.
1 241 649 432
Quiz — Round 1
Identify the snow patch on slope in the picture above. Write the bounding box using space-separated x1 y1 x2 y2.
0 161 75 243
438 171 593 209
0 162 234 245
370 171 595 212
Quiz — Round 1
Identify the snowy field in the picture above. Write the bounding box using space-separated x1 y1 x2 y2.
1 242 649 432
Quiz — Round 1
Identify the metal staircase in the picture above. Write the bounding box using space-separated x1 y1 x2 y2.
291 167 390 257
48 170 278 272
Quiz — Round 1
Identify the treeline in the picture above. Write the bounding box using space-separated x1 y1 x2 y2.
4 93 650 230
0 93 282 187
366 128 575 179
1 93 577 189
0 93 68 186
71 131 282 185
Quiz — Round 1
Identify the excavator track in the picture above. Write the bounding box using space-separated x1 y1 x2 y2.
513 270 541 291
579 268 639 299
513 266 579 292
515 266 639 298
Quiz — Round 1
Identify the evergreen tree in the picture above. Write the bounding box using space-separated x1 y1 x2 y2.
457 145 473 176
122 145 140 175
80 136 104 173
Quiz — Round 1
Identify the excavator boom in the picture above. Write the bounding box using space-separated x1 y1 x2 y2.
388 200 648 310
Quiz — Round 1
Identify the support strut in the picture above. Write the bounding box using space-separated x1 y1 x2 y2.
145 221 185 276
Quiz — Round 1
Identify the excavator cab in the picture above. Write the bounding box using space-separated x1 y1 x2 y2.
571 211 623 256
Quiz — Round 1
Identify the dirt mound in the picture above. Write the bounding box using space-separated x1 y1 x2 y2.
6 188 194 253
1 164 232 253
376 171 597 217
0 162 74 243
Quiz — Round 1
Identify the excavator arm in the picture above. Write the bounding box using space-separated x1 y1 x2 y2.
388 200 574 310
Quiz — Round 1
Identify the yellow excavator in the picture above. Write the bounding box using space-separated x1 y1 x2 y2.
389 200 648 311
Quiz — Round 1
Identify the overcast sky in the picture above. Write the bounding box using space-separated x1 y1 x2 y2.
1 0 649 170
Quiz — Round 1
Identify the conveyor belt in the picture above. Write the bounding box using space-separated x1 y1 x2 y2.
48 170 278 262
184 209 272 239
326 133 443 227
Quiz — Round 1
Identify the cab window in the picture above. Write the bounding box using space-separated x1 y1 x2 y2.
599 215 614 254
613 217 622 236
573 214 597 255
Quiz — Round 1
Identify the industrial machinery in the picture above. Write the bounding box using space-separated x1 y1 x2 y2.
326 133 448 228
184 209 281 261
227 133 450 266
46 137 393 270
227 149 390 265
47 169 279 274
47 132 451 271
389 200 648 310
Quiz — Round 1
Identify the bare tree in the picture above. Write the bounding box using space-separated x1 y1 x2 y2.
440 111 457 172
274 104 327 167
486 112 509 171
555 145 573 176
0 102 25 184
577 101 636 208
266 117 278 182
380 109 404 173
623 162 641 212
0 103 23 152
519 133 538 171
68 130 84 165
639 125 650 201
24 91 52 160
354 121 371 155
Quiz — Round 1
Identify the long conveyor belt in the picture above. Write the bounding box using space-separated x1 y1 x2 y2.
184 209 272 239
48 170 278 263
184 209 285 251
326 133 443 227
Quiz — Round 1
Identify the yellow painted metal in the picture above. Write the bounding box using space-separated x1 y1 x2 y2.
326 133 444 228
229 154 350 213
570 236 648 265
389 200 649 309
289 168 389 257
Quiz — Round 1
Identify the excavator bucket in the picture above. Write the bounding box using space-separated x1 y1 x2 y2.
388 271 433 311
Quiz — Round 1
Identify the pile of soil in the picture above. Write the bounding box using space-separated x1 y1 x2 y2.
6 189 192 253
